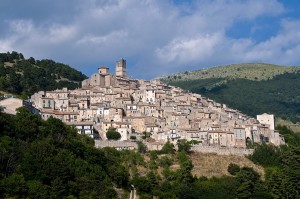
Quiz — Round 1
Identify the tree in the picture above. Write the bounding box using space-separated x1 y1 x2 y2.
177 139 192 153
160 140 175 154
249 144 280 167
235 167 261 199
14 107 42 141
177 152 194 184
28 57 35 64
137 141 147 154
106 127 121 140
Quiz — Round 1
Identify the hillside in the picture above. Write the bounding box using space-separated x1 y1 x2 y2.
0 51 87 98
161 62 300 82
161 63 300 123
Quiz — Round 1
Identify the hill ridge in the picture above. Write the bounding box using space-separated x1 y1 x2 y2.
161 62 300 82
0 51 87 98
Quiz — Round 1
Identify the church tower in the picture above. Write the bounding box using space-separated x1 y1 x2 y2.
116 58 126 77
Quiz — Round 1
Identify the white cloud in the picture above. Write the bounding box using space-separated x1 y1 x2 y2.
76 30 128 45
9 20 34 34
47 24 77 43
242 19 300 64
0 39 14 52
156 33 222 63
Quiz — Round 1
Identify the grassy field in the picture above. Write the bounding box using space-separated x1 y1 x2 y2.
139 152 264 179
189 152 264 179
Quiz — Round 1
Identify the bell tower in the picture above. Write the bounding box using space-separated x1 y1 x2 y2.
116 58 126 77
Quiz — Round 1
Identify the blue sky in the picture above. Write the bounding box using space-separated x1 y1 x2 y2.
1 0 300 79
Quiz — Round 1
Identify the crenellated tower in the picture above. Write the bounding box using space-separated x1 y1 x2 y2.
116 58 126 77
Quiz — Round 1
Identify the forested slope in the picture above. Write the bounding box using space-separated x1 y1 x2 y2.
0 51 87 98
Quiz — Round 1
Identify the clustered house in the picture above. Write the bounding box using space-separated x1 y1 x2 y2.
30 59 285 148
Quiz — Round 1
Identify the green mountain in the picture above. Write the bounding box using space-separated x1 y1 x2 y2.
0 51 87 98
161 63 300 123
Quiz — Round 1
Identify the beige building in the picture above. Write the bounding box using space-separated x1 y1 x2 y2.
257 113 275 131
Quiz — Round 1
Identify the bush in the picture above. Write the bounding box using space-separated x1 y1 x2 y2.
227 163 240 175
106 127 121 140
130 135 136 140
158 156 173 167
189 140 201 145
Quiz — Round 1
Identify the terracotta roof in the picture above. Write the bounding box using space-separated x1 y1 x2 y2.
98 66 109 69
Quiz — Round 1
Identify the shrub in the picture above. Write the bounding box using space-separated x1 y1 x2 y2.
106 127 121 140
130 135 136 140
227 163 240 175
158 156 173 167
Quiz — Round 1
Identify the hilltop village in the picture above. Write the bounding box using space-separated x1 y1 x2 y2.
30 59 285 149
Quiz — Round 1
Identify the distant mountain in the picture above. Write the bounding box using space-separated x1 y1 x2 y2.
0 51 87 98
160 63 300 123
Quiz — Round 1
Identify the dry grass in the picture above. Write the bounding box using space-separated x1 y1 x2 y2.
276 118 300 133
190 152 264 179
136 152 265 181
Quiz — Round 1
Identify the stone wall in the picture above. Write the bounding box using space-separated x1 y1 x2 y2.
95 140 137 150
191 145 254 156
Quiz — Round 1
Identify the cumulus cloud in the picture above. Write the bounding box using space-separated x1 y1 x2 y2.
0 0 299 79
242 19 300 64
156 33 222 63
